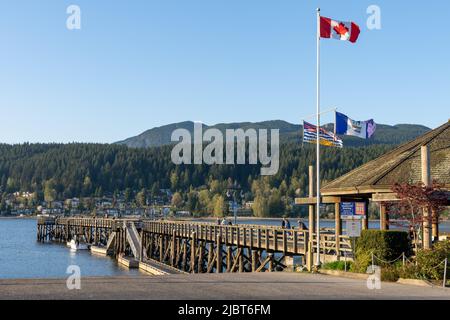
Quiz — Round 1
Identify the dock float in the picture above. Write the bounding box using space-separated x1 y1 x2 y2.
118 255 140 269
90 246 109 256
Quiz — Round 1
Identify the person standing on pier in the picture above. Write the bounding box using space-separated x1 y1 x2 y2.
285 218 291 230
282 218 291 229
298 220 308 231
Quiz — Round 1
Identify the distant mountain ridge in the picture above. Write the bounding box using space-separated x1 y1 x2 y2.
115 120 431 148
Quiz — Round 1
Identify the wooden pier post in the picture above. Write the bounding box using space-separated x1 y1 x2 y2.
421 145 432 249
380 203 389 230
159 235 164 262
334 203 341 259
190 232 197 273
216 235 222 273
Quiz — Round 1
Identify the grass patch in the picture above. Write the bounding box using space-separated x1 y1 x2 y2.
322 261 354 271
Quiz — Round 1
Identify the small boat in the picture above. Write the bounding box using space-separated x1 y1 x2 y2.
67 236 90 251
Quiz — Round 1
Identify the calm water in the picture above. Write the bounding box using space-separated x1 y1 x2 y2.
2 217 449 279
0 218 140 279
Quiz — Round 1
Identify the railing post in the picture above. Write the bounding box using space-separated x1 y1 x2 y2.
216 235 222 273
293 231 298 254
190 232 197 273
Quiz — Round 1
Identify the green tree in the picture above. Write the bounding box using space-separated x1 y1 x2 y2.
44 179 57 207
136 188 147 207
170 172 179 191
212 194 226 217
171 192 183 209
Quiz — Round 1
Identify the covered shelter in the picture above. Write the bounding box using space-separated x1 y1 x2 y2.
296 120 450 250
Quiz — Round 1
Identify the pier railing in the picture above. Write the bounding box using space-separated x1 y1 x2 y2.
141 220 352 256
37 217 352 260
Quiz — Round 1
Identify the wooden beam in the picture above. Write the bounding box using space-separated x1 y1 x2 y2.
295 196 341 205
372 193 400 202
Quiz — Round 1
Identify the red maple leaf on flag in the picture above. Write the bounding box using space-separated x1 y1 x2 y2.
333 23 349 37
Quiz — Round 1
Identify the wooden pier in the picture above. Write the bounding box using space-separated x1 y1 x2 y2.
37 217 352 273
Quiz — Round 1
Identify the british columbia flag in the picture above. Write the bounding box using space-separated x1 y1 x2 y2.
303 121 343 148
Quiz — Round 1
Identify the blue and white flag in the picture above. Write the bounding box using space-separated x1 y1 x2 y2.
335 112 376 139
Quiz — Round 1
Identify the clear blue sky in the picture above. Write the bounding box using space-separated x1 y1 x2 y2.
0 1 449 144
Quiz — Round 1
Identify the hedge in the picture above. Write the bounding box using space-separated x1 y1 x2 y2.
351 230 411 273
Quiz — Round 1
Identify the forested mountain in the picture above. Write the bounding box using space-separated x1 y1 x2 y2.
116 120 430 148
0 121 432 216
0 142 402 200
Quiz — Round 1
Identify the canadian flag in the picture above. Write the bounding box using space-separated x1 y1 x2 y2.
320 16 360 43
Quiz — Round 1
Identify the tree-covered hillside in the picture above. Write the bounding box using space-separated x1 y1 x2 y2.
0 142 391 199
0 120 431 216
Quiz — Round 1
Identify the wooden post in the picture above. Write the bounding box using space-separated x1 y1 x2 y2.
216 235 222 273
190 232 197 273
226 246 232 272
198 241 204 273
380 203 389 230
140 231 144 262
421 145 432 249
238 248 244 273
335 202 341 260
268 253 274 272
362 200 369 230
159 235 164 262
432 208 439 242
171 230 176 266
305 232 313 271
251 250 257 272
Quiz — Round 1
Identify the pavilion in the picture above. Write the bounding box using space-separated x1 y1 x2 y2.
295 120 450 250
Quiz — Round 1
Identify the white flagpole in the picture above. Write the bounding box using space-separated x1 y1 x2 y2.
315 7 321 267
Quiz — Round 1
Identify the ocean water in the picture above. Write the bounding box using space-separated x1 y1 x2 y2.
0 218 140 279
1 217 448 279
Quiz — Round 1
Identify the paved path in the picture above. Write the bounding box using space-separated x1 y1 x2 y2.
1 273 449 300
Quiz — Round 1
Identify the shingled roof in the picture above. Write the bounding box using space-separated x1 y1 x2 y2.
321 120 450 196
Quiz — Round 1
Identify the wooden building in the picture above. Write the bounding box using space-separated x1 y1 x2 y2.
296 120 450 249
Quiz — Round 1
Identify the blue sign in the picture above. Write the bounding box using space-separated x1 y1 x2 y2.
340 202 366 217
340 202 356 216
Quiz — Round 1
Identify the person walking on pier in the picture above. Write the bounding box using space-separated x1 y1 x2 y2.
298 220 308 231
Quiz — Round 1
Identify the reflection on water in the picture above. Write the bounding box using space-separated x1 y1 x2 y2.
0 218 141 279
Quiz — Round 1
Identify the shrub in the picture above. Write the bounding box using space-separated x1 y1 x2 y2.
381 264 400 282
350 251 372 273
397 263 420 280
352 230 411 273
415 240 450 280
322 260 353 271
